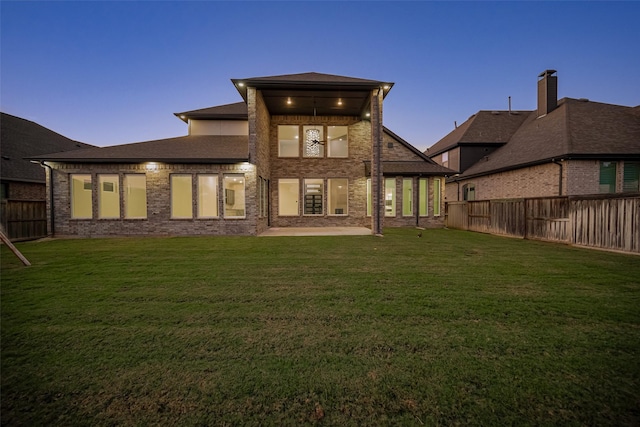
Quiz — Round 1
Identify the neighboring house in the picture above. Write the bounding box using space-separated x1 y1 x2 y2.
426 70 640 201
33 72 452 237
1 112 92 201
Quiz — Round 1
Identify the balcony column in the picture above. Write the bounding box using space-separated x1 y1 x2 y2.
370 88 384 235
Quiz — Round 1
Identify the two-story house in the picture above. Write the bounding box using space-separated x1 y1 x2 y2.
426 70 640 201
34 72 452 237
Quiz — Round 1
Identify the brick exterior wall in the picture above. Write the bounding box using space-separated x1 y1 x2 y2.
49 162 258 237
269 115 368 228
4 181 46 201
445 159 636 202
249 88 271 234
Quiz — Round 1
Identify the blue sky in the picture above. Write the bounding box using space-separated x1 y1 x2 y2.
2 1 639 152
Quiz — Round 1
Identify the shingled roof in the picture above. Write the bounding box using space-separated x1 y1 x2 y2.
33 135 249 163
426 110 531 156
458 98 640 179
175 102 248 123
1 112 93 183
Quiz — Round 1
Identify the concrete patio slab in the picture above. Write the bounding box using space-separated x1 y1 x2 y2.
258 227 372 237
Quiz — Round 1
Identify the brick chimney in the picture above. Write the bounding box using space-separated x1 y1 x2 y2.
537 69 557 117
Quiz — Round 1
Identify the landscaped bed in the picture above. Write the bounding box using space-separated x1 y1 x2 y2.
2 228 639 426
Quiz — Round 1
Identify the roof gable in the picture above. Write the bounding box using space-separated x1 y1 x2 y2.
426 110 531 156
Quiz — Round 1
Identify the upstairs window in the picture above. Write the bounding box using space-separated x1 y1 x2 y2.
279 125 348 158
327 126 348 158
303 126 324 158
278 125 299 157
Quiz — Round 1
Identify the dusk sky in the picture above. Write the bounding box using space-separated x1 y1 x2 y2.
2 1 639 152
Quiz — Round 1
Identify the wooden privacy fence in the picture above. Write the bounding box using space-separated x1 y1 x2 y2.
0 200 47 242
446 194 640 254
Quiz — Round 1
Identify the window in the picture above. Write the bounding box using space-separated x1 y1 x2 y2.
278 125 299 157
303 179 323 215
303 126 324 157
259 177 269 218
366 178 372 217
385 178 396 217
623 162 639 192
441 152 449 168
419 178 428 217
278 179 299 216
171 175 193 219
328 179 348 215
599 161 617 193
98 174 120 219
71 174 92 219
463 183 476 201
224 175 245 218
402 178 413 216
124 174 147 219
327 126 348 158
198 175 218 218
433 178 441 216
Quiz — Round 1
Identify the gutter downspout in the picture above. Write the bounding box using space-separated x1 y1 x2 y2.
551 159 563 196
41 162 55 237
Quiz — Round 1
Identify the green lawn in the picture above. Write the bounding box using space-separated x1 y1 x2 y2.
2 228 639 426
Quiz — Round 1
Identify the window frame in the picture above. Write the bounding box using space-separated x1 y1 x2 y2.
98 174 120 219
328 178 348 216
123 174 147 219
599 161 617 194
223 174 246 219
385 178 396 217
418 178 428 217
402 178 413 217
433 178 442 217
303 178 324 216
278 178 299 216
197 174 219 219
171 174 194 219
327 126 348 158
278 125 300 158
70 174 93 219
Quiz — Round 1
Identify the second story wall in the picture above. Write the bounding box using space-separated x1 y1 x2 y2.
190 120 248 136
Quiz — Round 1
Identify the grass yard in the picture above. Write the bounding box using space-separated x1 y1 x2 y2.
1 228 639 426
